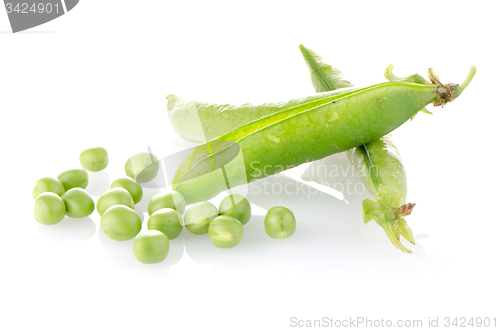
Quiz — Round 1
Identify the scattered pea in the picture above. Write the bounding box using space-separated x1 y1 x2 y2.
34 192 66 225
124 152 159 183
79 147 109 172
184 201 218 235
32 177 64 199
264 206 296 239
100 205 141 241
208 215 243 248
148 191 186 216
219 194 251 225
58 169 89 192
148 208 183 240
62 188 95 218
133 230 169 264
96 187 134 216
110 177 143 204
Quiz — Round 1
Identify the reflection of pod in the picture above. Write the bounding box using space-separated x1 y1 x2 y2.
172 67 475 205
6 0 79 33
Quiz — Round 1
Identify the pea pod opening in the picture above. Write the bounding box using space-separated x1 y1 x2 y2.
171 65 475 206
299 45 416 253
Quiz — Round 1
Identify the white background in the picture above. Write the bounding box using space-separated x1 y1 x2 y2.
1 1 499 330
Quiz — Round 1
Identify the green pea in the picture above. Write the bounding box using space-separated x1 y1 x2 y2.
208 215 243 248
32 177 64 199
148 208 183 240
34 192 66 225
58 169 89 192
148 191 186 216
124 152 159 183
96 187 134 216
219 194 251 225
62 188 95 218
101 205 142 241
133 230 169 264
184 201 218 235
79 147 109 172
264 206 296 239
110 177 143 204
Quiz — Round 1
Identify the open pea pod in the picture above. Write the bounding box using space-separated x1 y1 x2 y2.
172 65 475 206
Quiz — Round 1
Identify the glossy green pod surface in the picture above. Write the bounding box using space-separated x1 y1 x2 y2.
173 79 460 204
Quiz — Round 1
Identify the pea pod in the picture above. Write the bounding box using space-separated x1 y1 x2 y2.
171 65 475 205
168 86 360 143
299 45 416 253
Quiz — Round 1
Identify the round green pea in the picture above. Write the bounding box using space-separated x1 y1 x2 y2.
124 152 159 183
96 187 134 216
110 177 143 204
58 169 89 192
34 192 66 225
264 206 296 239
148 208 183 240
184 201 219 235
62 188 95 218
148 191 186 216
209 215 244 248
101 205 142 241
79 147 109 172
219 194 251 225
32 177 64 199
133 230 169 264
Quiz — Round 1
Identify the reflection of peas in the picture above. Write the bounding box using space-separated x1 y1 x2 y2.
96 188 134 216
32 177 64 199
209 215 243 249
110 177 143 204
265 206 296 239
58 169 89 192
133 230 169 264
34 192 66 225
219 194 251 225
184 201 218 235
62 188 95 218
124 152 159 183
79 147 109 172
100 205 141 241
